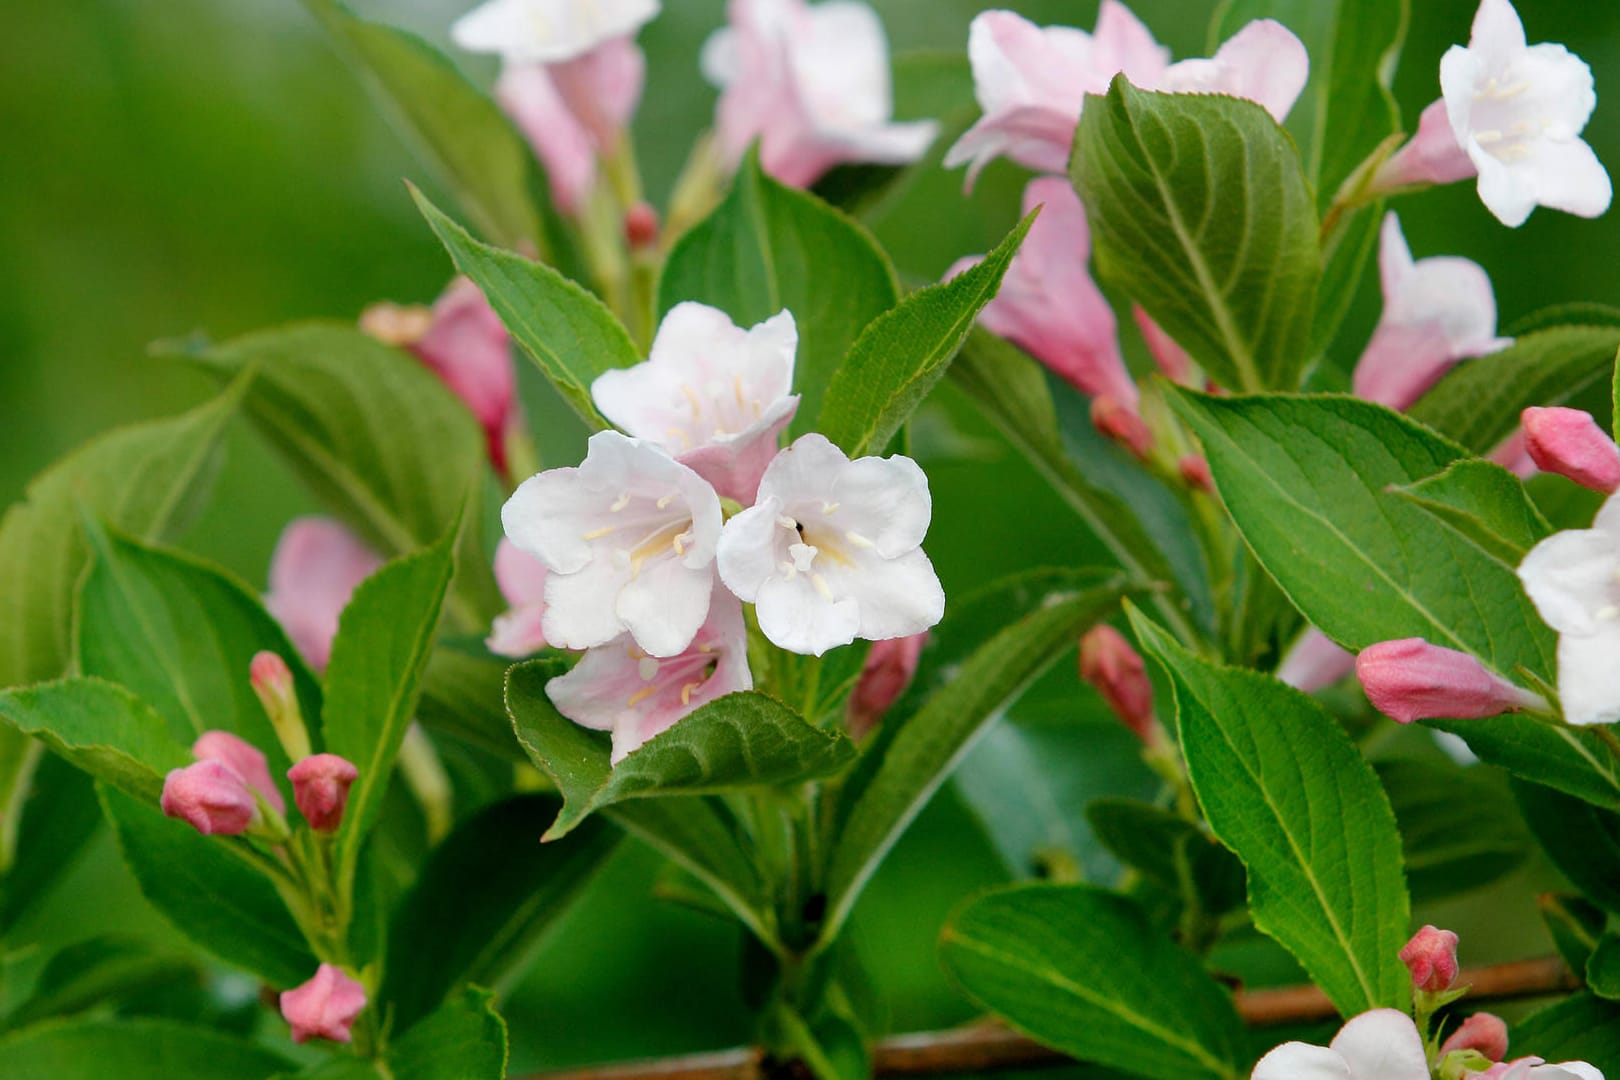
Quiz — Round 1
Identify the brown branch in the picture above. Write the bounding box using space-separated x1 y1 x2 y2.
516 956 1578 1080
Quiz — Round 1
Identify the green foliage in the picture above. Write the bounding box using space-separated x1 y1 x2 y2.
1589 935 1620 1001
1513 993 1620 1072
0 1018 294 1080
1542 892 1608 974
1073 79 1319 392
658 151 900 431
0 755 100 932
940 884 1247 1080
1131 611 1412 1017
1086 798 1246 915
4 936 196 1030
388 988 509 1080
0 679 187 805
1375 759 1529 903
1513 779 1620 914
1392 458 1552 565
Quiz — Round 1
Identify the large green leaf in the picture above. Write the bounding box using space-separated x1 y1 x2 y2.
418 641 526 760
389 988 509 1080
1376 758 1529 903
0 680 186 805
817 212 1034 458
658 151 899 432
382 794 620 1031
823 570 1128 942
5 936 197 1030
0 754 100 932
414 188 639 429
1514 779 1620 914
1513 993 1620 1072
1073 78 1319 392
0 1018 294 1080
1131 610 1411 1017
940 884 1246 1080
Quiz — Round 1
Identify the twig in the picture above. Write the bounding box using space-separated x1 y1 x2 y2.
516 956 1577 1080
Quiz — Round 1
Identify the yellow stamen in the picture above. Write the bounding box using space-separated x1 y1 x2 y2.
628 686 656 707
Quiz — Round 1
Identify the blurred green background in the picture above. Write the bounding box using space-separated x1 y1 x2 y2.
4 0 1618 1071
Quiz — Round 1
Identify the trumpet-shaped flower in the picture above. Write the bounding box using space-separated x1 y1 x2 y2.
717 434 944 656
702 0 938 188
264 518 384 675
487 539 550 658
1252 1008 1430 1080
1352 212 1510 411
1518 493 1620 725
504 431 722 658
1438 0 1611 227
452 0 658 65
547 584 752 763
591 304 799 503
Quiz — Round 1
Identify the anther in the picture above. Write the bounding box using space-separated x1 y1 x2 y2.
811 573 833 600
610 492 632 512
627 686 655 707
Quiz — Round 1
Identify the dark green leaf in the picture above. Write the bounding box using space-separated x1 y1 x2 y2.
1589 935 1620 1001
0 680 186 804
389 988 508 1080
6 937 197 1030
0 754 100 932
1392 458 1552 565
1541 893 1608 975
418 640 526 760
1514 779 1620 914
1086 798 1246 915
0 1018 294 1080
940 884 1246 1080
1375 759 1529 903
1504 303 1620 336
1429 715 1620 813
1513 993 1620 1072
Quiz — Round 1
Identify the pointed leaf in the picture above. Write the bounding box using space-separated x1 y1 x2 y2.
1513 778 1620 914
0 754 100 932
388 988 509 1080
1376 759 1529 903
0 679 186 804
1392 458 1552 565
7 937 197 1029
0 1018 294 1080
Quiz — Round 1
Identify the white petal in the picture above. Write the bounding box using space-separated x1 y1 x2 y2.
1518 526 1620 636
502 466 593 574
1251 1042 1353 1080
1470 0 1527 65
452 0 660 65
840 548 946 642
1162 19 1309 123
832 454 933 558
542 554 631 650
756 433 847 506
1526 138 1613 220
1328 1009 1430 1080
717 498 786 603
1440 45 1486 149
795 1 894 129
616 558 713 658
1556 632 1620 726
1474 149 1540 227
545 644 635 733
701 26 739 87
1516 44 1597 136
1378 212 1415 301
755 573 860 656
1540 1064 1606 1080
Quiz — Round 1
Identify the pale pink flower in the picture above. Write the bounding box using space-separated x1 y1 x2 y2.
1252 1009 1429 1080
847 632 925 739
160 760 258 837
1355 638 1546 724
1518 494 1620 725
281 964 367 1045
547 584 752 763
495 64 599 215
591 304 799 504
1473 1059 1605 1080
1522 407 1620 494
487 539 550 658
264 518 385 675
1156 19 1309 124
1372 98 1479 193
287 754 359 833
415 279 518 473
452 0 658 65
193 731 284 815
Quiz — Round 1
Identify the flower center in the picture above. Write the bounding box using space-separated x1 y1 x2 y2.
1469 73 1550 164
772 504 873 598
579 490 696 577
624 641 723 710
664 375 765 450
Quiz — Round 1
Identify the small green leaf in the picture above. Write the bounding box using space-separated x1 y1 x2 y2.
1376 758 1529 903
388 988 509 1080
1073 78 1319 391
940 883 1246 1080
1513 778 1620 914
1392 458 1552 565
0 680 186 804
0 1018 294 1080
658 150 900 433
6 937 197 1030
1588 935 1620 1001
1086 798 1246 915
818 212 1035 457
1131 609 1412 1016
1513 992 1620 1072
1541 892 1608 975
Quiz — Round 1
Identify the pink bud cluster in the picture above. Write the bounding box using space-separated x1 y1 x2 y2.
281 963 367 1045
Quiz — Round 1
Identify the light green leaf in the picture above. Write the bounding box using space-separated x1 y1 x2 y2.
388 988 508 1080
1392 458 1552 565
0 680 186 805
413 187 639 429
940 884 1246 1080
658 150 900 432
817 212 1034 457
1542 893 1607 976
6 936 197 1030
1513 778 1620 914
1513 993 1620 1072
1131 609 1411 1017
0 1018 294 1080
1376 758 1529 903
824 570 1128 942
1073 78 1319 392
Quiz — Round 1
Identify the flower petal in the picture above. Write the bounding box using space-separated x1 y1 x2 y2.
542 552 633 651
755 573 860 656
717 498 787 603
1328 1008 1431 1080
1251 1042 1353 1080
832 454 933 558
1556 631 1620 726
616 557 714 658
839 548 946 642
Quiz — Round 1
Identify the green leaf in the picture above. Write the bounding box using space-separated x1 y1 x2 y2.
413 188 639 429
1542 892 1608 975
1513 993 1620 1072
817 212 1034 457
1073 78 1319 392
1409 326 1620 454
418 641 526 760
1514 778 1620 914
382 794 620 1031
0 754 100 932
299 0 558 259
1130 609 1411 1016
74 522 322 778
1086 798 1246 915
1589 935 1620 1001
323 529 458 898
824 570 1128 941
1429 715 1620 813
6 937 196 1030
1376 759 1529 903
0 1018 294 1080
99 784 316 987
940 884 1246 1080
388 988 508 1080
658 150 900 432
0 680 186 804
1392 458 1552 565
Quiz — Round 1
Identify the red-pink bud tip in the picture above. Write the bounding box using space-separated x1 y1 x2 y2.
1178 454 1214 493
1090 396 1153 460
251 651 293 694
1521 407 1620 494
161 760 257 836
281 963 366 1044
847 633 926 739
1440 1012 1509 1062
1131 306 1193 385
287 753 359 832
1400 924 1461 993
624 201 660 251
193 730 285 814
1079 625 1157 743
1355 638 1545 724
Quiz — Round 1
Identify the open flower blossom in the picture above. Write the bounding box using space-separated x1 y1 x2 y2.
452 0 657 66
591 303 799 504
717 434 945 656
547 583 752 763
1519 493 1620 725
943 4 1306 186
264 518 385 675
160 760 258 837
281 964 367 1045
1252 1008 1431 1080
948 177 1136 411
702 0 938 188
1352 212 1511 411
488 539 550 658
504 431 723 658
1356 639 1546 724
193 731 285 815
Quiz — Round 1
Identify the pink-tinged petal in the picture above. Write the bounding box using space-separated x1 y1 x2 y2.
193 731 284 814
1373 98 1478 192
615 555 715 659
1355 638 1545 723
409 277 518 471
281 964 367 1045
1090 0 1170 84
495 538 549 608
1276 629 1355 692
1328 1009 1431 1080
1251 1042 1353 1080
264 518 385 675
543 551 635 651
944 106 1082 187
496 63 597 216
1160 19 1309 123
287 753 358 832
548 36 646 149
487 605 550 658
1132 306 1194 385
161 760 257 836
677 395 799 505
452 0 660 66
1490 429 1537 478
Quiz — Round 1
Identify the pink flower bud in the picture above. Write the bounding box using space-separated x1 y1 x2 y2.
287 754 359 833
1079 625 1157 743
160 760 257 836
624 201 660 251
1132 306 1194 386
1522 407 1620 494
1090 396 1153 460
280 963 366 1045
193 731 285 815
411 278 519 476
249 651 311 764
1400 924 1461 993
1441 1012 1509 1063
847 633 927 739
1178 455 1213 493
1355 638 1546 724
1369 98 1478 194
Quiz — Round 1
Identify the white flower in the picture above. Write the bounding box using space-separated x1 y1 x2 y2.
547 583 752 764
1518 492 1620 725
591 303 799 504
717 433 944 656
452 0 659 65
1252 1009 1429 1080
1480 1060 1606 1080
503 431 721 658
1439 0 1612 227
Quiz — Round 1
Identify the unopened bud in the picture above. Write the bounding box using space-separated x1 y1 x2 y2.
847 633 926 740
1178 454 1213 493
161 761 258 836
288 754 359 832
1440 1012 1509 1063
193 731 284 814
281 963 367 1044
1079 625 1157 743
251 652 312 763
1355 639 1546 724
1401 924 1461 993
1132 306 1193 385
1522 407 1620 493
1090 395 1153 460
624 201 660 251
